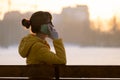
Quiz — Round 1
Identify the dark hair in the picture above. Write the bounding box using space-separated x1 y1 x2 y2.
22 11 52 33
22 19 30 29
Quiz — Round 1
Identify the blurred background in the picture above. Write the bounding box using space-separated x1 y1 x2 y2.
0 0 120 65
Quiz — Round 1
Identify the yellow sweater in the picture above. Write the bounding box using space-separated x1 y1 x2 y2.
19 34 66 65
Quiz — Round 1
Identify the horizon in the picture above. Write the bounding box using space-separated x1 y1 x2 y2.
1 44 120 65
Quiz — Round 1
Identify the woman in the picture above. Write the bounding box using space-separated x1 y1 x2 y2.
18 11 66 65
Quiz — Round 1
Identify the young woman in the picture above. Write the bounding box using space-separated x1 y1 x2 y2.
18 11 66 65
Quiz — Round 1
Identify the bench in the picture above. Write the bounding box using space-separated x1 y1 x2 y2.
0 65 120 80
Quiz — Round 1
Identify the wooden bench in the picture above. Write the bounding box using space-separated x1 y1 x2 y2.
0 65 120 80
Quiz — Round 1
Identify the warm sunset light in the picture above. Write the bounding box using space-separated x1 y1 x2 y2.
0 0 120 32
0 0 120 19
1 0 120 66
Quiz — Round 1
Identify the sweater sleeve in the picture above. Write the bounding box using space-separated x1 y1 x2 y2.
36 39 67 65
53 39 66 64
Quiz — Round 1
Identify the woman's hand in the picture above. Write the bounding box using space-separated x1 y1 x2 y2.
48 24 59 40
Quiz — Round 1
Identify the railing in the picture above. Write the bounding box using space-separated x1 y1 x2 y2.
0 65 120 80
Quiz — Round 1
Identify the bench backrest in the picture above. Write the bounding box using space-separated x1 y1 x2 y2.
0 65 120 80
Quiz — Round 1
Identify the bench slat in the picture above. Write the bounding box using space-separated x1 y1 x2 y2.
59 65 120 78
0 65 120 79
0 65 55 77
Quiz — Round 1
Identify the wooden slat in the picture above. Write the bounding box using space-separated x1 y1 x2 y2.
59 65 120 78
0 65 120 79
0 65 55 78
0 65 25 77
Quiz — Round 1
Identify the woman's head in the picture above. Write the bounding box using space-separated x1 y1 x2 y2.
22 11 52 33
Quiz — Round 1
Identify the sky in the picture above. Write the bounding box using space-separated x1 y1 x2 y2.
0 0 120 20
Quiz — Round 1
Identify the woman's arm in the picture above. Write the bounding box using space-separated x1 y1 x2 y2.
36 39 66 65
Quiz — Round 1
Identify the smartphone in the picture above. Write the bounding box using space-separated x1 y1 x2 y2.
40 24 50 35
